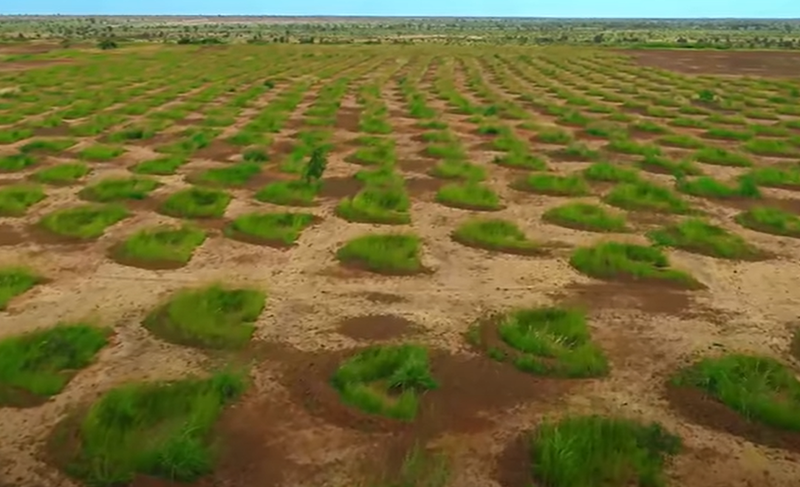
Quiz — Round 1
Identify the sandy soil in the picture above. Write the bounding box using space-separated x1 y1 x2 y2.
0 46 800 487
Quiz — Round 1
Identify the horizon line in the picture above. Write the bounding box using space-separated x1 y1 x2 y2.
1 14 799 20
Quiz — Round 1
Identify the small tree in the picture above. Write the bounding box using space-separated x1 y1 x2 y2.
97 38 118 50
303 147 327 185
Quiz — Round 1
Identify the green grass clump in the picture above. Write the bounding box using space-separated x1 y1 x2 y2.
435 182 502 211
39 204 129 240
648 219 760 260
336 233 423 275
0 323 109 407
569 241 699 287
743 138 796 157
62 371 246 486
31 163 90 184
735 206 800 238
606 138 661 156
658 133 705 149
672 354 800 432
513 173 590 197
543 202 628 232
0 267 42 310
529 415 681 487
452 218 539 254
79 177 161 202
354 166 403 187
429 159 486 181
536 128 573 145
486 307 608 377
337 186 411 224
605 181 692 214
0 153 37 172
331 344 437 421
160 187 231 219
113 226 207 268
79 144 125 162
676 175 761 199
745 166 800 190
255 180 318 206
0 184 46 216
693 147 753 167
493 151 548 170
195 162 261 187
20 138 77 153
144 284 266 349
225 212 316 246
130 156 187 175
583 162 640 183
638 153 702 176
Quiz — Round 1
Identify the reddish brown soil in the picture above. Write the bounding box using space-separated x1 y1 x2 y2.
336 314 418 341
620 49 800 77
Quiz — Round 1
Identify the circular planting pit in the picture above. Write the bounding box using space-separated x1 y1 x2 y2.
337 314 419 341
278 344 573 436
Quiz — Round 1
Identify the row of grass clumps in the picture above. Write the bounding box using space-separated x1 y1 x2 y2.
339 80 412 224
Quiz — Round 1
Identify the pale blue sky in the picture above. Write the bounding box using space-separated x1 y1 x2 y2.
1 0 798 18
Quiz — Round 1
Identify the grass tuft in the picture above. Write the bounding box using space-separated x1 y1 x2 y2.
435 182 503 211
143 284 266 349
331 344 437 421
570 241 699 288
543 202 628 232
160 187 231 219
513 173 590 197
672 354 800 431
39 204 129 240
0 184 46 216
255 180 318 206
735 206 800 238
79 177 160 202
0 267 43 310
648 219 761 260
604 181 692 214
452 218 539 254
0 323 109 406
225 212 316 246
337 186 411 224
529 415 681 487
113 225 207 268
62 370 246 486
336 233 423 275
32 163 90 185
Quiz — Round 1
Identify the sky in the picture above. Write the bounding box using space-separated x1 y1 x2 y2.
1 0 798 18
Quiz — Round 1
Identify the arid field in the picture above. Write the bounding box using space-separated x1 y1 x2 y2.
1 42 800 487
